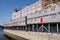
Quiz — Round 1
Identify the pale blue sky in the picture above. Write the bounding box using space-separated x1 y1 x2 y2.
0 0 37 25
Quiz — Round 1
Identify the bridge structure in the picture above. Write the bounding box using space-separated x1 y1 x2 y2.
4 0 60 40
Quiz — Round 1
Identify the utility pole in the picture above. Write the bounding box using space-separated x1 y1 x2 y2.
25 16 27 32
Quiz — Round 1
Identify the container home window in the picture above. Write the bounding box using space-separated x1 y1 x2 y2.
58 12 60 14
51 14 56 20
51 6 56 11
44 9 47 13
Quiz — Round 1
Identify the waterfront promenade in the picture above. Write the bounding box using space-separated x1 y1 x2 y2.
4 29 60 40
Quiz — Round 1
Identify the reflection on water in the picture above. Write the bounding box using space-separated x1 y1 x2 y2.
0 30 3 40
0 26 4 40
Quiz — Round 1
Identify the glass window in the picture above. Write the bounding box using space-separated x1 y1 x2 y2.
51 15 56 20
58 12 60 14
51 6 56 11
50 23 57 33
44 9 47 13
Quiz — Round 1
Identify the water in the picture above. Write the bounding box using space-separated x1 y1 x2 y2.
0 26 4 40
0 30 4 40
0 26 28 40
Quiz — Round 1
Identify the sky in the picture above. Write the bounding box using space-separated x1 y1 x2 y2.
0 0 37 25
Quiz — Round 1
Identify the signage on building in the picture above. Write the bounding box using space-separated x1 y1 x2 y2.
40 17 43 23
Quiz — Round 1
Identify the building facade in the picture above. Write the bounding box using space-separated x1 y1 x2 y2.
12 0 42 20
4 0 60 33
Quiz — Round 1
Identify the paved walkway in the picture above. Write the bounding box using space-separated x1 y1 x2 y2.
4 29 60 40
